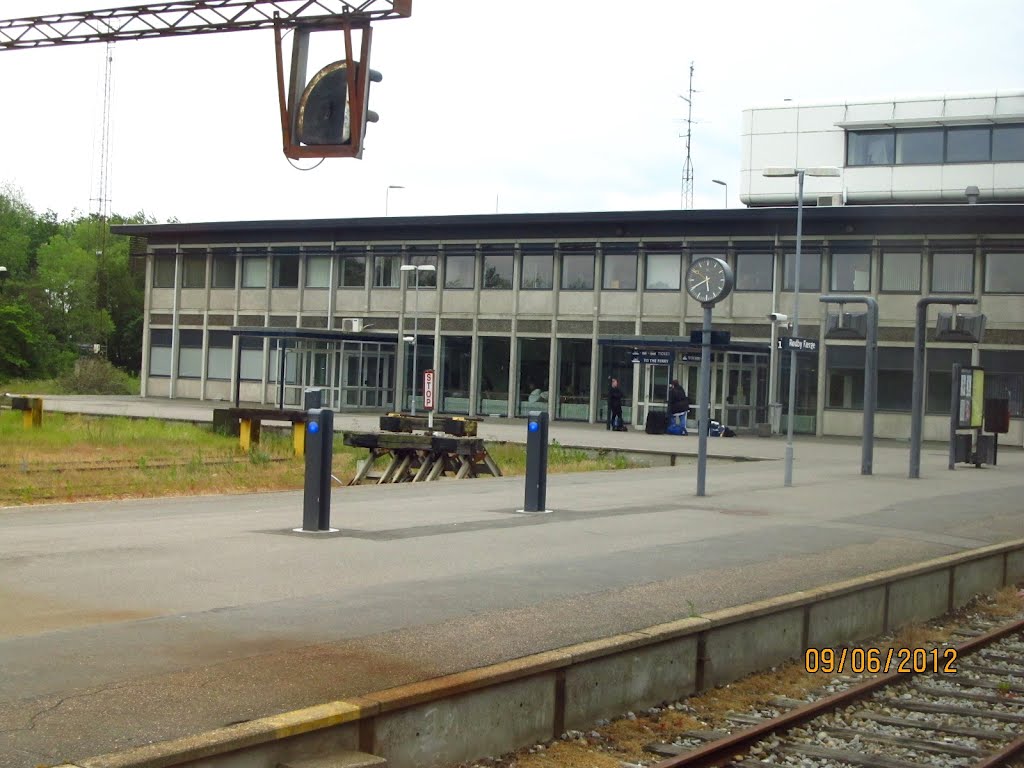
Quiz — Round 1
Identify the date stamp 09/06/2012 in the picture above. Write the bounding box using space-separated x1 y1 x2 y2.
804 647 958 675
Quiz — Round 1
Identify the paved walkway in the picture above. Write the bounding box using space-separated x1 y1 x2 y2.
1 396 1023 767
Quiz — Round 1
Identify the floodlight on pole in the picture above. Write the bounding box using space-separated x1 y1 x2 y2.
400 263 435 415
762 165 839 487
385 184 405 216
711 179 728 208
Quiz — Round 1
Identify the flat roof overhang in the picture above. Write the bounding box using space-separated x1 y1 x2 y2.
230 326 400 344
598 335 770 355
113 203 1024 245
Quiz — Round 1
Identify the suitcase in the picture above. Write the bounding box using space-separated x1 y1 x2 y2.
666 413 688 436
645 411 668 435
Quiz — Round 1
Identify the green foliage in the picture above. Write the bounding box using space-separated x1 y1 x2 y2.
0 184 147 380
57 357 138 395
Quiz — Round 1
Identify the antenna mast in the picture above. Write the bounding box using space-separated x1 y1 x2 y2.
92 39 114 222
679 62 695 209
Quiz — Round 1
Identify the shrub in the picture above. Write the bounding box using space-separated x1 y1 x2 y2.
57 357 138 395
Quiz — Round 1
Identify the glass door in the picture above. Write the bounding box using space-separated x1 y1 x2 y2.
637 363 670 426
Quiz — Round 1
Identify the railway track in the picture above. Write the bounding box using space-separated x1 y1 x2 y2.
648 615 1024 768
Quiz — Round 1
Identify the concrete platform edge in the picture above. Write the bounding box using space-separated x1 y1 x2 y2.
57 537 1024 768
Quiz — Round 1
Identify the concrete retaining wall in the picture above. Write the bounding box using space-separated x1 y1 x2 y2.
61 538 1024 768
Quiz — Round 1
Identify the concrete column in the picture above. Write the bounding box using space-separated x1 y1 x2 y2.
469 245 482 417
169 248 182 400
140 250 153 397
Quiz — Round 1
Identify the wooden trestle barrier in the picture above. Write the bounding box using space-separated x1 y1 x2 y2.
344 430 502 485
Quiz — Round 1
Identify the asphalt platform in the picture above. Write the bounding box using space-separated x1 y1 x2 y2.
1 396 1023 767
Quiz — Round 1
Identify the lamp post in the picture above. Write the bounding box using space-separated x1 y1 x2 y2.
712 178 728 208
385 185 405 216
762 166 840 486
400 263 435 415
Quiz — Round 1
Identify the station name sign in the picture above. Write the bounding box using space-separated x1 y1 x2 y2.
779 336 819 354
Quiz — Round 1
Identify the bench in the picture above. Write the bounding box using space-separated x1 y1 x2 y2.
212 407 310 456
7 395 43 429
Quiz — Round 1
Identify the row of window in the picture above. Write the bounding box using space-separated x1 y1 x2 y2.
149 327 1024 420
153 247 1024 295
846 123 1024 167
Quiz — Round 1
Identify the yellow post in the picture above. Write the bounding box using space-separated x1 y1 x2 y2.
240 418 254 452
22 397 42 429
293 422 305 457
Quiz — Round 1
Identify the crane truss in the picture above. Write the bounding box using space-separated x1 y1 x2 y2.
0 0 410 51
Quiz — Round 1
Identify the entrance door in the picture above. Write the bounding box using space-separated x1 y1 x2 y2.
342 346 395 409
720 352 769 430
636 363 670 426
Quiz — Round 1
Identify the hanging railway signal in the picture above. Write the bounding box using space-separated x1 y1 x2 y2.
0 0 412 161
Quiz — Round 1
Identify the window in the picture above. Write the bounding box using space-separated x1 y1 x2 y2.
847 123 1024 166
645 252 680 290
981 349 1024 418
239 336 264 380
557 339 591 420
339 249 366 288
521 248 553 289
926 348 971 414
881 251 921 292
946 126 990 163
602 250 637 290
517 337 550 416
178 329 203 379
827 346 913 411
305 253 332 288
735 252 773 292
931 252 973 293
896 128 943 164
407 248 437 289
993 125 1024 162
441 335 472 413
477 336 511 415
984 253 1024 293
153 251 176 288
242 254 267 288
207 331 233 380
830 252 870 292
182 250 206 289
273 249 299 289
149 328 173 376
373 249 401 288
783 251 821 291
847 130 894 166
482 247 514 289
212 249 236 289
561 250 594 290
444 248 475 289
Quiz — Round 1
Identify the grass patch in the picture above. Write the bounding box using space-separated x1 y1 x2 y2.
0 412 641 505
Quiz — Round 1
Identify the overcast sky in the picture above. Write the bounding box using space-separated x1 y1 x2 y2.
1 0 1022 224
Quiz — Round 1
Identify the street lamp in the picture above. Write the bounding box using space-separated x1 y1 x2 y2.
385 185 405 216
711 178 728 208
762 166 840 487
0 266 8 293
400 263 436 415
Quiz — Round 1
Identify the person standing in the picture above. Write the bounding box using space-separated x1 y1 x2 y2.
607 377 624 430
667 379 689 435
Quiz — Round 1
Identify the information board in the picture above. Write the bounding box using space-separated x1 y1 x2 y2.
954 366 984 429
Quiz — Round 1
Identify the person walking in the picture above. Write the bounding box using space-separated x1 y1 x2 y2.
607 377 624 431
667 379 689 435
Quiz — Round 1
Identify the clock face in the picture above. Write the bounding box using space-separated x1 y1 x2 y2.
686 257 734 305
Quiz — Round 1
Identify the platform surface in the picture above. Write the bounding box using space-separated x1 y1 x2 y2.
2 396 1023 767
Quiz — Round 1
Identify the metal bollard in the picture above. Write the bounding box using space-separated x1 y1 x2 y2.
518 410 551 513
299 407 335 532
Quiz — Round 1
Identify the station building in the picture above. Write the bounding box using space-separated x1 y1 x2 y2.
115 90 1024 445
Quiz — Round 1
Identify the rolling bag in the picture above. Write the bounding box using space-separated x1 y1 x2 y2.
645 411 668 435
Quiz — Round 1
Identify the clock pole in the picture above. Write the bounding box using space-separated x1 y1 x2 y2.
696 303 713 496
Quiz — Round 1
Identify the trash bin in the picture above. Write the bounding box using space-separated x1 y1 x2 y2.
984 398 1010 434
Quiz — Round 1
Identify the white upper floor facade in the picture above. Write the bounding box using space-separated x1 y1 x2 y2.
741 91 1024 207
